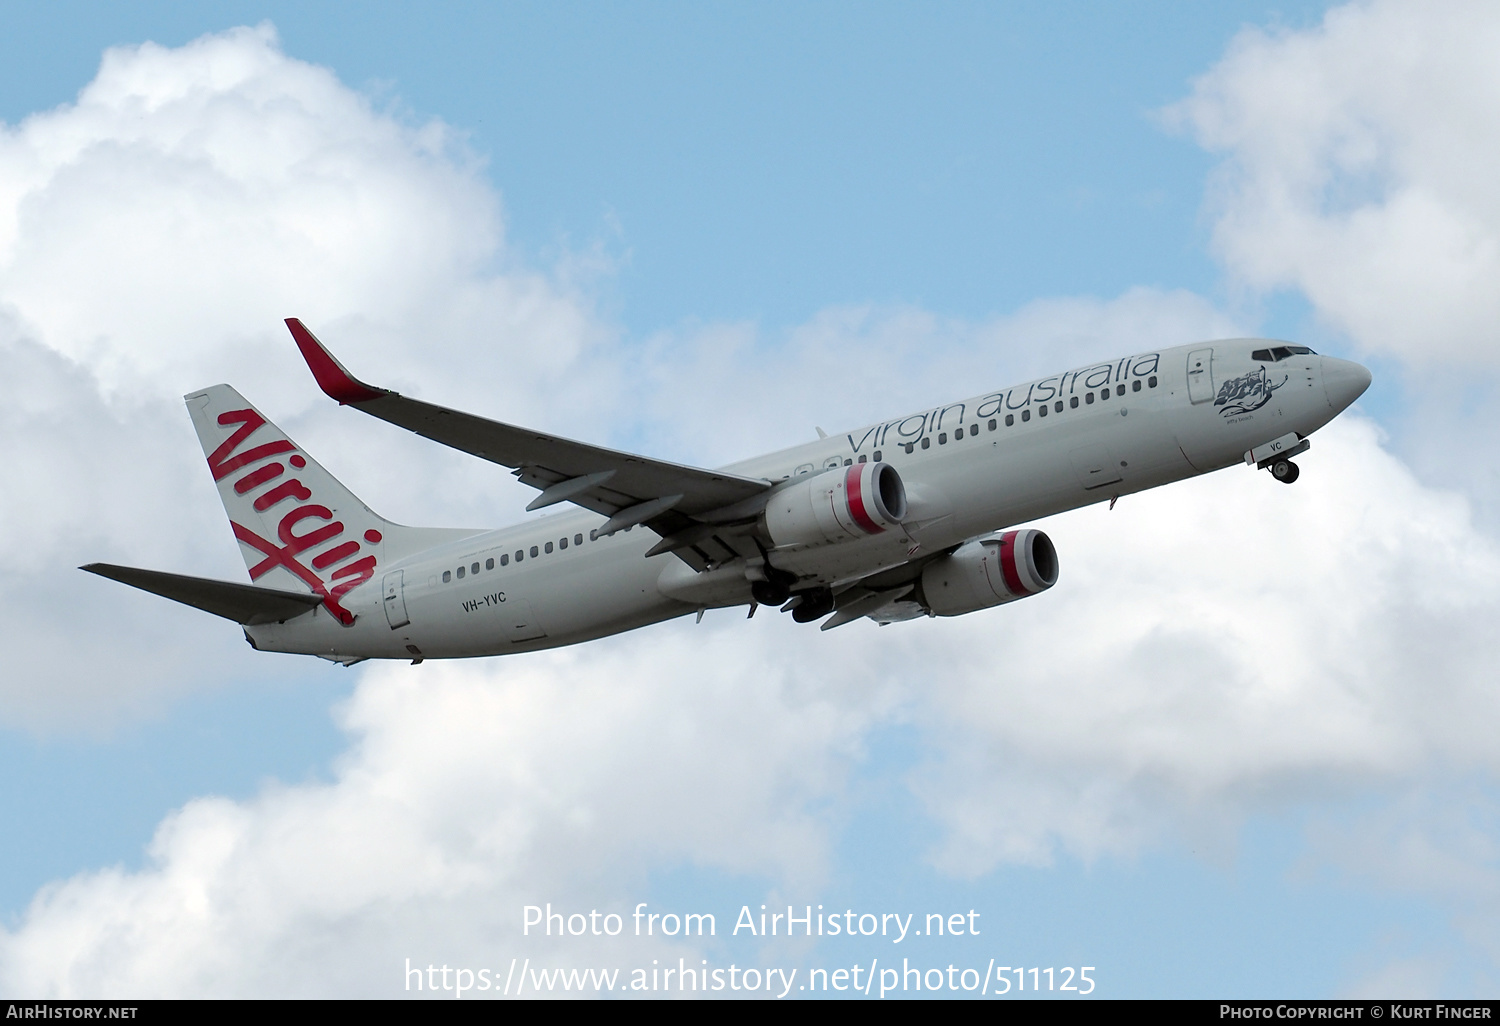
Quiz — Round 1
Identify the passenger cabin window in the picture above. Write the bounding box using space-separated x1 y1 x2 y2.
1085 393 1095 405
857 454 867 463
874 450 883 461
1116 384 1125 396
921 437 931 449
1054 401 1062 413
938 432 947 444
988 419 996 431
471 562 480 575
500 553 509 566
1148 376 1158 387
456 566 465 579
1038 405 1048 418
1132 379 1141 392
1021 409 1031 422
589 530 597 541
530 546 539 557
515 550 524 562
442 570 451 583
1005 414 1014 426
486 558 494 570
575 534 583 545
559 537 568 550
969 424 978 437
545 542 553 554
1100 389 1109 401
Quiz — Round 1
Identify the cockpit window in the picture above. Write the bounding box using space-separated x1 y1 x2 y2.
1254 345 1318 362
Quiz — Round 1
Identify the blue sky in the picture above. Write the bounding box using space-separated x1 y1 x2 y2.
0 2 1326 329
1 0 1496 1000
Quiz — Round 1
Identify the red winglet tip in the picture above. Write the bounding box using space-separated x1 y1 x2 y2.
284 318 385 405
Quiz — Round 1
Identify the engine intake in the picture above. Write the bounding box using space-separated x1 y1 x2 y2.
920 529 1058 616
765 462 907 548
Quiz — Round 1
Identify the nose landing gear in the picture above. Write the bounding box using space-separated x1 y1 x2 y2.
1246 433 1310 485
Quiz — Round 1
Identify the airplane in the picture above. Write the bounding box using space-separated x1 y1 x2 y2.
83 321 1372 665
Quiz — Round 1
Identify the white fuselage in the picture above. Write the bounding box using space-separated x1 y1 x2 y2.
245 339 1368 661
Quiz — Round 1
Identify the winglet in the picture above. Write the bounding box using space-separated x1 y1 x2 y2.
285 318 388 405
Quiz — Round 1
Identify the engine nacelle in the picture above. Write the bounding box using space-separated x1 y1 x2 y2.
764 462 907 548
920 529 1058 616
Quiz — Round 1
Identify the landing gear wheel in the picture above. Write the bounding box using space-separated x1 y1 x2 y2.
1271 459 1300 484
791 588 836 623
751 579 791 607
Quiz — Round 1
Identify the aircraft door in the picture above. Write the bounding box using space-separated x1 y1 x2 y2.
1187 348 1216 404
382 570 410 629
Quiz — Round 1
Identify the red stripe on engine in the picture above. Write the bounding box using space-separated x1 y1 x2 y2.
845 465 883 534
999 531 1027 595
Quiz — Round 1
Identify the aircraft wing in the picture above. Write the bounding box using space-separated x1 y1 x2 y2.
286 319 772 568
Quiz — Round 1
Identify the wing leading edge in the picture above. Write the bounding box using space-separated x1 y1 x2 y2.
285 319 773 569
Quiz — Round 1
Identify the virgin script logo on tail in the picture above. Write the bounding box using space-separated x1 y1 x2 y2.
206 409 378 626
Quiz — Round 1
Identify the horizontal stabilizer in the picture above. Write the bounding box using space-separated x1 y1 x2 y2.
81 563 324 625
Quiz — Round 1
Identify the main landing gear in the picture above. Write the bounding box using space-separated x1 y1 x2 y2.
750 568 799 607
1271 458 1300 484
748 558 836 622
787 587 836 623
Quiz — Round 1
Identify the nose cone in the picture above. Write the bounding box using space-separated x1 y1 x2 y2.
1322 357 1372 412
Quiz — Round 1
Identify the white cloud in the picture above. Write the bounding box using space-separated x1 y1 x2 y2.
0 324 255 729
1155 0 1500 990
5 17 1500 999
1165 0 1500 368
0 25 615 729
0 629 898 997
9 403 1498 995
0 24 601 408
910 414 1500 874
625 287 1241 468
0 23 1240 731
